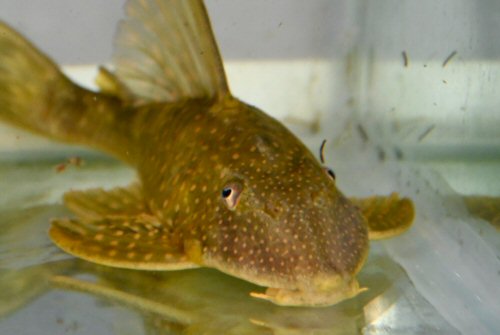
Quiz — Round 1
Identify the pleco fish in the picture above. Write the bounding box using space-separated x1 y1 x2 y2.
0 0 414 306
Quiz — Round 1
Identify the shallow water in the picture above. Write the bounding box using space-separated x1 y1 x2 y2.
0 55 498 332
1 0 500 332
0 146 468 335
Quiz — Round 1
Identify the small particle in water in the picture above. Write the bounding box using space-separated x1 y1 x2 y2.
55 156 83 173
401 51 409 67
418 124 435 142
356 124 369 142
394 147 403 160
377 146 386 161
67 156 82 166
442 50 457 67
55 163 67 173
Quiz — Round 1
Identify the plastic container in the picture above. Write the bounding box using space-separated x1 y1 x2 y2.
0 1 499 334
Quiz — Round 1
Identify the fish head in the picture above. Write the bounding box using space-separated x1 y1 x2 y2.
201 102 369 306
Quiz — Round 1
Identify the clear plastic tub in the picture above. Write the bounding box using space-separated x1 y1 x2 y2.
0 1 499 334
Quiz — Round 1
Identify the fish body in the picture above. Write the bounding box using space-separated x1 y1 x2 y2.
137 97 369 302
0 0 414 306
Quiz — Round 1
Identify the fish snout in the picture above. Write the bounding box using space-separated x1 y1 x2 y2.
251 274 366 306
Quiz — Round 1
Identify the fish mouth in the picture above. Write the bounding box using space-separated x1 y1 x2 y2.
249 277 366 307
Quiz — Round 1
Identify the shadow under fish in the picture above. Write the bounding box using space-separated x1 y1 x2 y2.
0 253 408 334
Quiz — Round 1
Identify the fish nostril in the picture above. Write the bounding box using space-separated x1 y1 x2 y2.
265 201 281 218
310 192 327 207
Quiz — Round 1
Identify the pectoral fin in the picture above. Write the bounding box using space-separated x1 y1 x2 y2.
63 183 146 221
49 216 196 270
463 195 500 230
50 184 197 270
350 193 415 240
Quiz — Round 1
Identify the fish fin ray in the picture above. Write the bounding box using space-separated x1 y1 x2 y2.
113 0 229 103
95 66 136 102
56 184 197 269
350 193 415 240
50 216 197 270
63 183 146 221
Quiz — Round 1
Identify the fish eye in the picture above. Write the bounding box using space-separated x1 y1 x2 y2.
222 188 232 198
324 167 336 180
221 182 243 210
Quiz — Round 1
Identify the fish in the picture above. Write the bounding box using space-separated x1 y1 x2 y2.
0 0 414 306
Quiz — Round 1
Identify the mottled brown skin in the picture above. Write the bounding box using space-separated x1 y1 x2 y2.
133 98 369 294
33 93 369 305
0 0 413 307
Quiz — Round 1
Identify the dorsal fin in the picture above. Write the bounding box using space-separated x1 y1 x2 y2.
113 0 230 103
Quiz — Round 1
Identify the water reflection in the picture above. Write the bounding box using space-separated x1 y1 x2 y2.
0 242 407 334
0 160 460 334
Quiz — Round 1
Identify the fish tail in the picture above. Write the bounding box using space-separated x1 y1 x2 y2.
0 22 130 160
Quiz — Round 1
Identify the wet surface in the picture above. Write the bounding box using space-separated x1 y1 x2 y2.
0 156 460 334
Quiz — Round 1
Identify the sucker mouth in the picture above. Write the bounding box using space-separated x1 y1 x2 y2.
249 278 367 307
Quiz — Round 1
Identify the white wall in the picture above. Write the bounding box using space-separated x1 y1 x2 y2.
0 0 359 63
